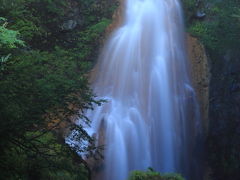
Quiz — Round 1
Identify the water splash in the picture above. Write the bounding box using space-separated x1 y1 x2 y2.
74 0 202 179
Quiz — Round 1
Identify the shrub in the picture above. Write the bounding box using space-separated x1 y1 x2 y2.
128 169 185 180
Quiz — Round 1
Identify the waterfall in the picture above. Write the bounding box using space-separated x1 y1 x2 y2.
71 0 202 179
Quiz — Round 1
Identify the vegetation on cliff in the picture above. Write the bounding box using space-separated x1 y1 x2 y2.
183 0 240 179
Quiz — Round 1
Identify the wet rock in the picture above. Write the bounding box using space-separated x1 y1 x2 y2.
60 2 84 31
195 10 206 19
62 19 78 30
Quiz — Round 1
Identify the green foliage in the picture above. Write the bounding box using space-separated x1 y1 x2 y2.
182 0 197 22
189 21 219 50
0 131 88 180
74 18 111 61
89 18 111 35
0 47 97 179
162 173 185 180
232 8 240 18
0 0 44 42
0 18 24 49
128 169 185 180
0 17 24 71
185 0 240 55
0 54 11 71
0 0 116 179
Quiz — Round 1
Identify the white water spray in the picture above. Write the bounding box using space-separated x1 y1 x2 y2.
71 0 202 179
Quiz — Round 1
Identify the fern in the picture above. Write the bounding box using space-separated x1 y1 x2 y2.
0 18 25 50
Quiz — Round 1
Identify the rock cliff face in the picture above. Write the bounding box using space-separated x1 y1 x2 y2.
105 0 123 35
187 35 210 134
187 34 210 180
207 50 240 180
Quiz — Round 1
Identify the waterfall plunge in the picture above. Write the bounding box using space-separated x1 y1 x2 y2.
75 0 202 179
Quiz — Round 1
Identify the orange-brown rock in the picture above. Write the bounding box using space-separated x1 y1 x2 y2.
187 35 210 134
105 0 124 35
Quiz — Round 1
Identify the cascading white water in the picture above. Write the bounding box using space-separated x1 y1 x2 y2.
73 0 202 179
